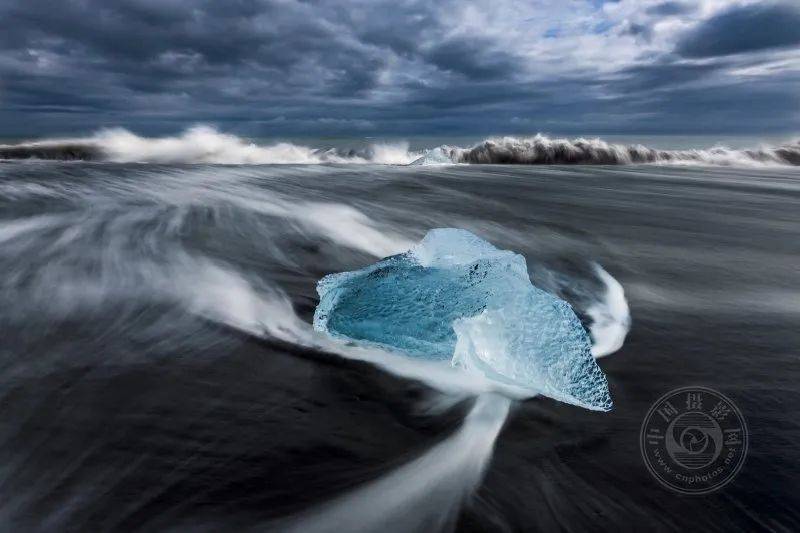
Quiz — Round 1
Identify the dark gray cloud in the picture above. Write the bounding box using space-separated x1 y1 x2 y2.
622 22 653 41
423 37 520 81
646 2 694 17
676 2 800 58
614 58 728 93
0 0 797 137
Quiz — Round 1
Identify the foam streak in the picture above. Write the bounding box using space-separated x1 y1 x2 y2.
274 394 511 533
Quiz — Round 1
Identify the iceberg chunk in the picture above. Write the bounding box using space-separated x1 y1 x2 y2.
313 228 612 411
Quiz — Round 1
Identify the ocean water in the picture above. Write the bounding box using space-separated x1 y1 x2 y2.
0 132 799 531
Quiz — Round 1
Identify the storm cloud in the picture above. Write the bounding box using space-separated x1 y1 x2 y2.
0 0 797 137
676 2 800 58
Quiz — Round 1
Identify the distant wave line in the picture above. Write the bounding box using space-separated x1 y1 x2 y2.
2 126 798 167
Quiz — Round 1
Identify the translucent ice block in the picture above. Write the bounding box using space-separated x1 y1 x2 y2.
313 229 612 411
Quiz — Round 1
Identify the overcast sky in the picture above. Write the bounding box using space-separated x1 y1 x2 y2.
1 0 799 137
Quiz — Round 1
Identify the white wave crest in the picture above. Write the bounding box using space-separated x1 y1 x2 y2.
0 126 420 165
441 134 800 167
6 127 794 167
95 126 422 164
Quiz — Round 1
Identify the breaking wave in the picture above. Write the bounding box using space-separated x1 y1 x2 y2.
428 135 800 167
4 126 796 167
0 126 419 165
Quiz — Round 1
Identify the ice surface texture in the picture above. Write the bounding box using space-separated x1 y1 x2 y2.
313 229 612 411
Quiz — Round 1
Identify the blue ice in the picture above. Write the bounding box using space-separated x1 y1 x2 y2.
313 229 612 411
